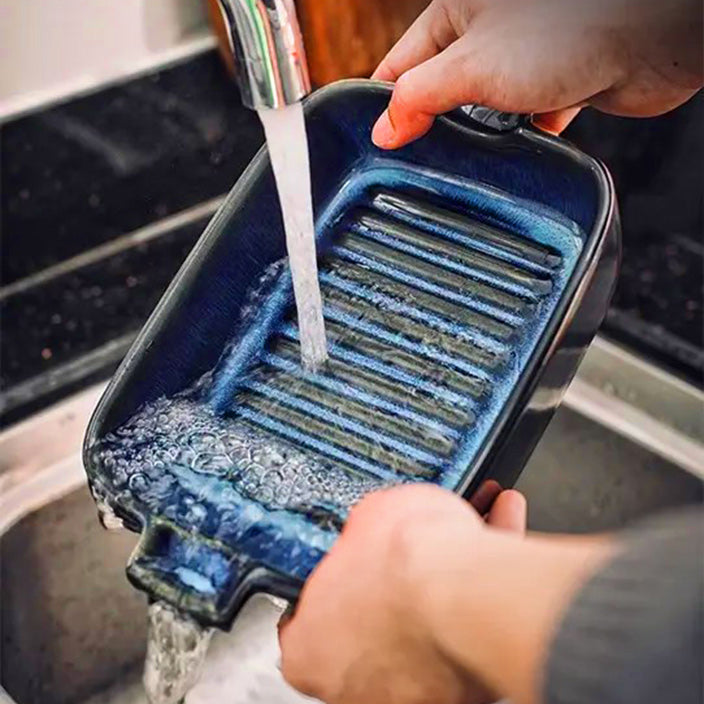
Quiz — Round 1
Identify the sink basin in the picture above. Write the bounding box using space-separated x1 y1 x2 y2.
2 341 702 704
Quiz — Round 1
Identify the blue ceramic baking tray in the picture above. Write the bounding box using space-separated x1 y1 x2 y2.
84 80 619 627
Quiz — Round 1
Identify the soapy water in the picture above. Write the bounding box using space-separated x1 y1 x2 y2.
94 395 388 522
144 601 213 704
258 103 328 370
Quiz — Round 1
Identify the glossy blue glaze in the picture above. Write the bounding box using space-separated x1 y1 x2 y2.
208 160 583 403
84 80 616 627
194 162 583 558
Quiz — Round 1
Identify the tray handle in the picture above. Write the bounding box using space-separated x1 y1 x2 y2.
450 104 532 133
126 519 302 627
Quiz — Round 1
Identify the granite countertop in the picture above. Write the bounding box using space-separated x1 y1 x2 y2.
1 51 702 426
565 97 703 377
1 53 263 425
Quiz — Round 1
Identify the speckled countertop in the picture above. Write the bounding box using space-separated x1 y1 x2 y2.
565 96 703 378
1 51 701 425
0 54 262 424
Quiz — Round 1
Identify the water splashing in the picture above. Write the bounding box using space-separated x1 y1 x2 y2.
258 102 328 370
143 602 213 704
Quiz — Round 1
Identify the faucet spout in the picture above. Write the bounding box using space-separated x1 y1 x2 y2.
216 0 311 110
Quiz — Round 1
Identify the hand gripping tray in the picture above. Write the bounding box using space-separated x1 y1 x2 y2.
84 80 619 627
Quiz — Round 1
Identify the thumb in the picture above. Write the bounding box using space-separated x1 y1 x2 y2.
372 38 492 149
486 490 527 534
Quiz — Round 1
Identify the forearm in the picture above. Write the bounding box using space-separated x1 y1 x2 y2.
423 531 615 704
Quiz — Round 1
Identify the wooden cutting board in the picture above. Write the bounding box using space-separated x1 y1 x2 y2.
206 0 427 85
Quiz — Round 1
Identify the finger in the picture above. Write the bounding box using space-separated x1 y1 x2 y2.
278 615 320 698
486 490 527 534
533 106 583 134
373 37 493 149
588 82 699 119
468 479 502 515
276 604 295 642
371 0 460 81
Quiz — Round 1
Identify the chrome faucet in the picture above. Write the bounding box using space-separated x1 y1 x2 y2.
215 0 311 110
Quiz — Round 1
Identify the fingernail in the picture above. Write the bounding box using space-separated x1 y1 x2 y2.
372 109 395 148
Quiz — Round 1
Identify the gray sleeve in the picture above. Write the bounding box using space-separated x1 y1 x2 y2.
544 507 703 704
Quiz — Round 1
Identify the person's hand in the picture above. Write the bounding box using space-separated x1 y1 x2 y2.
278 483 527 704
371 0 703 148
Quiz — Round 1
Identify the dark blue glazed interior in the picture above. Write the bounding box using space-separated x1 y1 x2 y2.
85 80 608 626
96 84 601 431
207 161 584 487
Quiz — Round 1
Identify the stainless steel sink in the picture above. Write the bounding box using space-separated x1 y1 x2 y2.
2 338 702 704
